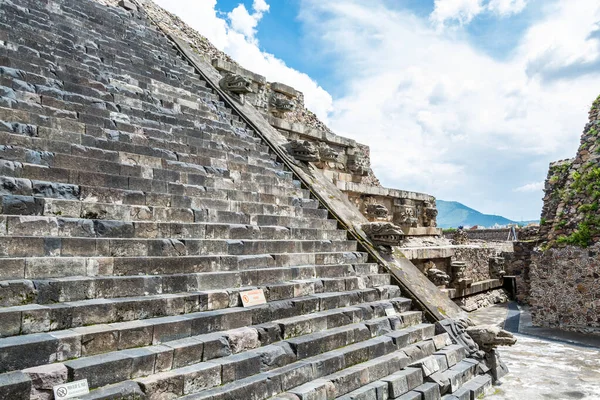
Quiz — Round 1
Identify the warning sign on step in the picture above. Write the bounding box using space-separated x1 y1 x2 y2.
240 289 267 307
53 379 90 399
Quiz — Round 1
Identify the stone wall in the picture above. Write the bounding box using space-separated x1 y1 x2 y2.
503 241 538 304
452 247 502 283
530 244 600 334
540 96 600 247
444 228 512 242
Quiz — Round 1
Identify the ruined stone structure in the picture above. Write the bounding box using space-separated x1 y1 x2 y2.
523 96 600 333
0 0 512 398
540 97 600 247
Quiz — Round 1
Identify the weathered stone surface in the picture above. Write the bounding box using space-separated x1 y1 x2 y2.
226 327 260 354
77 381 146 400
0 371 31 400
465 325 516 352
2 195 44 215
23 363 68 400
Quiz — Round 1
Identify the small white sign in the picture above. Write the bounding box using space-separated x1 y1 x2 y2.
240 289 267 307
385 307 397 316
53 379 90 399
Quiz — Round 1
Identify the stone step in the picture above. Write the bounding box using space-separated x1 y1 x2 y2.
441 374 492 400
0 217 340 241
0 155 296 197
0 196 334 228
0 265 389 305
0 292 413 374
186 329 445 400
0 283 397 337
336 342 471 400
0 236 358 258
0 250 369 280
0 114 276 174
0 30 221 110
0 174 313 208
151 323 437 400
0 136 290 186
0 121 281 179
286 334 457 400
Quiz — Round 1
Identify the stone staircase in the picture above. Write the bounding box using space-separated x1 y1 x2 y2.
0 0 493 398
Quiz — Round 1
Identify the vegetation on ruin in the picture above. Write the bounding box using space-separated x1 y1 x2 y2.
554 163 600 247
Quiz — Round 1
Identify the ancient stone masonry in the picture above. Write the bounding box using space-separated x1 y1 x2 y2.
525 94 600 333
530 244 600 334
0 0 503 398
540 95 600 247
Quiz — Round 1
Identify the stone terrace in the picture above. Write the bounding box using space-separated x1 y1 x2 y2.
0 0 492 399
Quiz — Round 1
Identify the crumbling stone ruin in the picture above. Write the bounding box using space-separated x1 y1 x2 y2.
520 96 600 334
0 0 514 398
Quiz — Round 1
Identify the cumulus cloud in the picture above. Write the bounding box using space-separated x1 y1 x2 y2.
514 182 544 193
430 0 484 28
487 0 528 16
152 0 333 121
227 0 270 40
299 0 600 219
430 0 529 28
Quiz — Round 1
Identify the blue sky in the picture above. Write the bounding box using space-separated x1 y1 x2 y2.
155 0 600 221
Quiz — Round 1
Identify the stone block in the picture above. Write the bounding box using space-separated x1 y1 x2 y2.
0 333 58 372
147 345 174 373
121 348 157 379
210 352 261 383
167 337 204 368
413 382 440 400
290 378 336 400
0 308 22 337
0 279 37 306
394 391 421 400
136 371 183 400
382 367 422 398
199 333 232 361
0 371 31 400
118 0 137 11
65 352 133 389
75 381 145 400
111 320 154 350
50 330 82 361
23 363 68 400
179 363 222 395
152 315 192 344
74 325 119 356
2 195 44 215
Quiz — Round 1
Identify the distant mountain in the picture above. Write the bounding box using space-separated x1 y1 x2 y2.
436 200 538 229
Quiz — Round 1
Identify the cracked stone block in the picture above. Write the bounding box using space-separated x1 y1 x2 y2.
23 363 68 400
2 195 44 215
32 181 79 200
0 279 37 306
226 327 260 354
0 177 32 196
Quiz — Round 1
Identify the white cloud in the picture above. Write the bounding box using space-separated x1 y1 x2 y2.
299 0 600 219
514 182 544 193
430 0 483 28
253 0 270 14
487 0 528 16
430 0 529 28
152 0 333 121
227 0 270 40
